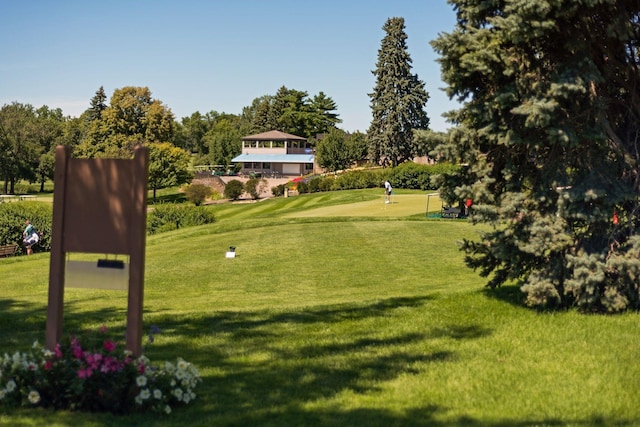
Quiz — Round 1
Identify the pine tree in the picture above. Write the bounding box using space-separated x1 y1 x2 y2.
432 0 640 311
368 17 429 167
86 86 107 122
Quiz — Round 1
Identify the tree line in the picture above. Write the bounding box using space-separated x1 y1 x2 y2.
0 16 433 196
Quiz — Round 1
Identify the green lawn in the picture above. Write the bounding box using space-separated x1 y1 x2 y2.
1 189 639 426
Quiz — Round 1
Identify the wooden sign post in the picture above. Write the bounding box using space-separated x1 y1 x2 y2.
46 145 149 356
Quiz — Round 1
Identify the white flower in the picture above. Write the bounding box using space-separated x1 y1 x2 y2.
175 369 186 380
0 390 6 400
135 395 143 405
6 380 16 392
136 375 147 387
164 405 172 414
170 379 176 387
173 388 183 401
28 390 40 404
32 341 39 349
164 361 176 374
177 359 188 371
140 389 151 400
153 389 162 399
183 393 191 404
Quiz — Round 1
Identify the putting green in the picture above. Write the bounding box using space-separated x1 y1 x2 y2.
285 193 443 218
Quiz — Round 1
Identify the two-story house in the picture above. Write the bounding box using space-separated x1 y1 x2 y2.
231 130 315 176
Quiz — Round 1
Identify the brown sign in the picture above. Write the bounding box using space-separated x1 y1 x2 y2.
46 145 149 356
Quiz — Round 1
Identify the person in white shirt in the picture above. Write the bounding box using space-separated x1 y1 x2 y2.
384 180 392 204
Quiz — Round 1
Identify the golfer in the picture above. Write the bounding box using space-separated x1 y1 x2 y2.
384 180 392 204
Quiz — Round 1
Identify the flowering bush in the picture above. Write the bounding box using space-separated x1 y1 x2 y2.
0 326 201 415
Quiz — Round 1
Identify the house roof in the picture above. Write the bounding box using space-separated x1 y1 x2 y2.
231 153 314 164
241 130 307 142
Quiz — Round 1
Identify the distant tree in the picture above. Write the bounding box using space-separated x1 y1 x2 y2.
315 128 352 172
176 112 209 154
202 118 242 169
77 86 175 158
86 86 107 122
347 131 369 164
35 152 55 192
0 103 41 194
33 106 65 192
275 87 310 137
147 142 193 202
242 95 273 134
367 17 429 167
244 87 341 139
431 0 640 311
308 91 342 136
413 129 448 160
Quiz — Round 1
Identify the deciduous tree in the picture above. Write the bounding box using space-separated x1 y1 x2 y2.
76 86 175 158
147 142 193 202
0 103 41 194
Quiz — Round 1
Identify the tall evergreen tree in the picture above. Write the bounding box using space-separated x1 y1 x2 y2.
86 86 107 122
367 17 430 167
432 0 640 311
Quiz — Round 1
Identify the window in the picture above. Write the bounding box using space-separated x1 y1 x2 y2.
262 163 271 169
305 163 313 171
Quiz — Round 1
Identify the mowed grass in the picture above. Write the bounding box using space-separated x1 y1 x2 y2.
1 189 639 426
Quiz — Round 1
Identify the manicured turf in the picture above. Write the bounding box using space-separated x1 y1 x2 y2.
1 189 639 426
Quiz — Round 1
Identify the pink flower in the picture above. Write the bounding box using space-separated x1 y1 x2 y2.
85 353 102 369
45 361 52 370
71 338 83 359
77 368 93 378
103 340 116 353
99 325 108 334
54 343 62 358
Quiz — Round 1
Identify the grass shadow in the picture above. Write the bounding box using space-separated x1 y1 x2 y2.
482 284 526 307
132 296 495 426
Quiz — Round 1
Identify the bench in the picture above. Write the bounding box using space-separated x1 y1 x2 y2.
441 207 462 219
0 244 18 257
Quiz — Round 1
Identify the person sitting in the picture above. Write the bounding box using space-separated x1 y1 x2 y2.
22 220 39 255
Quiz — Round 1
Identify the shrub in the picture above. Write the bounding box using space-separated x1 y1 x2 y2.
224 180 244 200
307 177 322 193
147 204 215 235
183 183 212 206
244 178 268 199
271 184 286 197
389 162 460 190
297 181 310 194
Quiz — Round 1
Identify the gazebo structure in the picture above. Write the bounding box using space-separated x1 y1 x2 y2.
231 130 315 177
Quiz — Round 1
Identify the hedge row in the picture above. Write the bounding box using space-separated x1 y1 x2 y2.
0 202 216 254
146 203 216 235
275 162 460 195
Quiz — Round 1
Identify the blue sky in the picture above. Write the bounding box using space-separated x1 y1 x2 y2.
0 0 458 133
